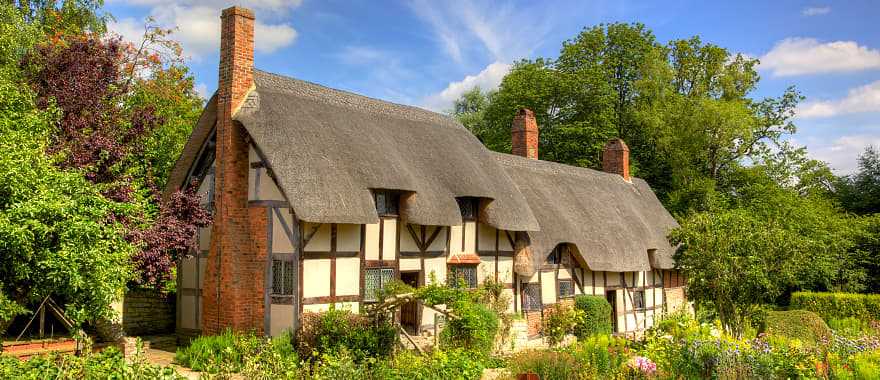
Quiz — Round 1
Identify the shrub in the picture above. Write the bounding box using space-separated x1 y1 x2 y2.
542 303 578 346
573 295 612 338
296 308 396 362
567 335 631 378
374 348 488 380
791 291 880 323
763 310 831 347
440 301 499 356
175 330 296 374
0 344 182 379
506 349 582 380
828 317 880 338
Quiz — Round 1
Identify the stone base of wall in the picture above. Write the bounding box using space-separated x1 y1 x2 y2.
123 289 175 336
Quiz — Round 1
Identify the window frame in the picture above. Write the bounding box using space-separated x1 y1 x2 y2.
271 259 295 296
632 289 646 310
521 283 542 311
546 245 564 265
558 279 574 298
373 190 400 217
447 265 478 289
363 267 395 302
456 197 479 221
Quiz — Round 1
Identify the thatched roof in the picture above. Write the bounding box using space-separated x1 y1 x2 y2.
169 70 539 230
495 153 678 271
166 69 680 271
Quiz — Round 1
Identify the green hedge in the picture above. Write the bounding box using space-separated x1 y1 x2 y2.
763 310 831 346
790 292 880 322
573 295 612 338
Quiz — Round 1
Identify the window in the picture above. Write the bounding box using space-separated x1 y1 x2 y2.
373 190 400 216
448 265 477 288
456 197 479 220
522 283 542 311
364 268 395 302
546 245 564 265
272 260 295 295
558 279 574 298
633 290 645 310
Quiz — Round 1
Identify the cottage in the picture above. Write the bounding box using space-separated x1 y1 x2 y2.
166 6 687 340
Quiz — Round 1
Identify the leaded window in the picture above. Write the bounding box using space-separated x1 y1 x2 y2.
633 290 646 310
272 260 295 295
448 265 477 288
373 190 400 216
456 197 478 220
364 268 395 302
558 279 574 298
522 283 542 311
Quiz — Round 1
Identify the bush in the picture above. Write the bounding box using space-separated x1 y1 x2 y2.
506 350 583 380
791 291 880 323
763 310 831 347
440 301 499 356
573 295 612 338
1 344 182 379
542 303 578 346
829 317 880 338
175 330 297 374
567 335 631 378
296 308 396 362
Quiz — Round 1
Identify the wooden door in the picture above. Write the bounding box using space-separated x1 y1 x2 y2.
400 271 420 333
606 290 618 333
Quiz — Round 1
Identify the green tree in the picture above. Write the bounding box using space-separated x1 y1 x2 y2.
0 10 133 325
837 146 880 215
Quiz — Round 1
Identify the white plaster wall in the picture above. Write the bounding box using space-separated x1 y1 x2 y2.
302 258 331 298
498 231 513 251
272 211 294 253
337 224 360 252
427 226 446 251
303 302 360 314
463 221 476 253
424 257 447 284
399 258 420 271
478 223 495 252
180 258 197 289
336 257 360 296
478 257 495 284
541 271 556 305
399 224 420 252
303 223 331 252
270 305 294 336
497 256 514 284
180 295 197 329
365 223 379 260
449 225 463 255
382 218 397 260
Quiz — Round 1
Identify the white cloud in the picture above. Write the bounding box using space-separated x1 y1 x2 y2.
408 0 552 65
808 135 880 173
422 61 511 111
802 6 831 16
797 80 880 118
108 1 299 60
759 37 880 76
195 82 210 99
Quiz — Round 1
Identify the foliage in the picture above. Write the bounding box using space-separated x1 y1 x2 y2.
542 302 578 346
0 13 134 323
837 146 880 215
573 295 613 339
791 291 880 323
296 307 397 362
175 329 261 373
440 300 499 356
0 343 182 380
506 350 584 380
763 310 832 347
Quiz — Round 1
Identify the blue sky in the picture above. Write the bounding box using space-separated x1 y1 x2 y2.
105 0 880 173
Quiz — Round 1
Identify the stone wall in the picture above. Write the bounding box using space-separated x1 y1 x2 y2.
123 289 175 336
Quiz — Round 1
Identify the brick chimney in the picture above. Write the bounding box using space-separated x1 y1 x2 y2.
203 6 264 335
602 139 630 181
511 108 539 159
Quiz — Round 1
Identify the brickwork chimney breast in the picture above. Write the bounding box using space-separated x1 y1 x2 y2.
602 138 630 181
511 108 539 160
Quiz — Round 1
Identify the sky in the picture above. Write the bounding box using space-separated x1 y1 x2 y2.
105 0 880 174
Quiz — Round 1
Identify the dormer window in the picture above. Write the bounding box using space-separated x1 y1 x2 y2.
546 245 564 265
373 190 400 217
457 197 479 221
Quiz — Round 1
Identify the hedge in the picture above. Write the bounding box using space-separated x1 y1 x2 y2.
573 295 612 338
763 310 831 346
790 292 880 323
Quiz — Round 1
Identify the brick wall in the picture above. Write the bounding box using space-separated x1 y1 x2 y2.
525 310 542 336
202 6 266 335
665 287 687 313
602 139 630 181
123 289 175 336
511 108 539 159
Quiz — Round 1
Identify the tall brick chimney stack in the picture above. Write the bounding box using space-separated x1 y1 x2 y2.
511 108 539 159
203 6 264 335
602 139 631 181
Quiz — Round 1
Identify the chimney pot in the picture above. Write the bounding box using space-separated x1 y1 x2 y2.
511 108 539 159
602 139 630 181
